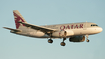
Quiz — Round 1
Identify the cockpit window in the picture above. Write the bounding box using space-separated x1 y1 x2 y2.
91 24 98 26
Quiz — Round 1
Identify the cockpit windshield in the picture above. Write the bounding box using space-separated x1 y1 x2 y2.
91 24 98 26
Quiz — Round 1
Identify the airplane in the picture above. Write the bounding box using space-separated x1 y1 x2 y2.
3 10 103 46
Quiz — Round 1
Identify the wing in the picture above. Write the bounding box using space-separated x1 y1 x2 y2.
3 27 21 32
18 22 58 33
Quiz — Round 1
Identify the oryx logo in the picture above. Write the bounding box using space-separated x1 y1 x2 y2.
13 12 25 29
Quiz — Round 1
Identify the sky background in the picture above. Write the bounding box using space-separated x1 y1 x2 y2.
0 0 105 59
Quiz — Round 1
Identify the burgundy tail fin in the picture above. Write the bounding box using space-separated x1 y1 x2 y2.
13 10 27 29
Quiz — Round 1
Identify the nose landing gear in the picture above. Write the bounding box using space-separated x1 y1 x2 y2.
86 39 89 42
86 35 90 42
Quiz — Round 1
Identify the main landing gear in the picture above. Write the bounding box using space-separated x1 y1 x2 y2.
48 38 66 46
48 34 53 43
48 39 53 43
86 35 89 42
60 38 66 46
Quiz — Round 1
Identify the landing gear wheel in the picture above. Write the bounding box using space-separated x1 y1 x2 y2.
60 42 66 46
86 35 90 42
48 39 53 43
86 39 89 42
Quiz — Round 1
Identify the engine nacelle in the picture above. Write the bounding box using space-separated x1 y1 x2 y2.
69 36 85 42
52 30 74 37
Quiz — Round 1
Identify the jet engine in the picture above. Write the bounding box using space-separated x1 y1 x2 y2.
69 36 85 42
52 30 74 37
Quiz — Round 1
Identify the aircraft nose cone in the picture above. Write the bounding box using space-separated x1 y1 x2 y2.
98 27 103 32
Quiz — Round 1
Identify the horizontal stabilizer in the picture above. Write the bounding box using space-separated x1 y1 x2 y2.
3 27 21 32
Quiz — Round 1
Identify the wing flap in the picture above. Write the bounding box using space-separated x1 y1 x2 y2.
18 22 58 33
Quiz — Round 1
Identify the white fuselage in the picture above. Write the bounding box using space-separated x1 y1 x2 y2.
14 22 102 38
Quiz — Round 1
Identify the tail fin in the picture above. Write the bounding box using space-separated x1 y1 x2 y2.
13 10 27 29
